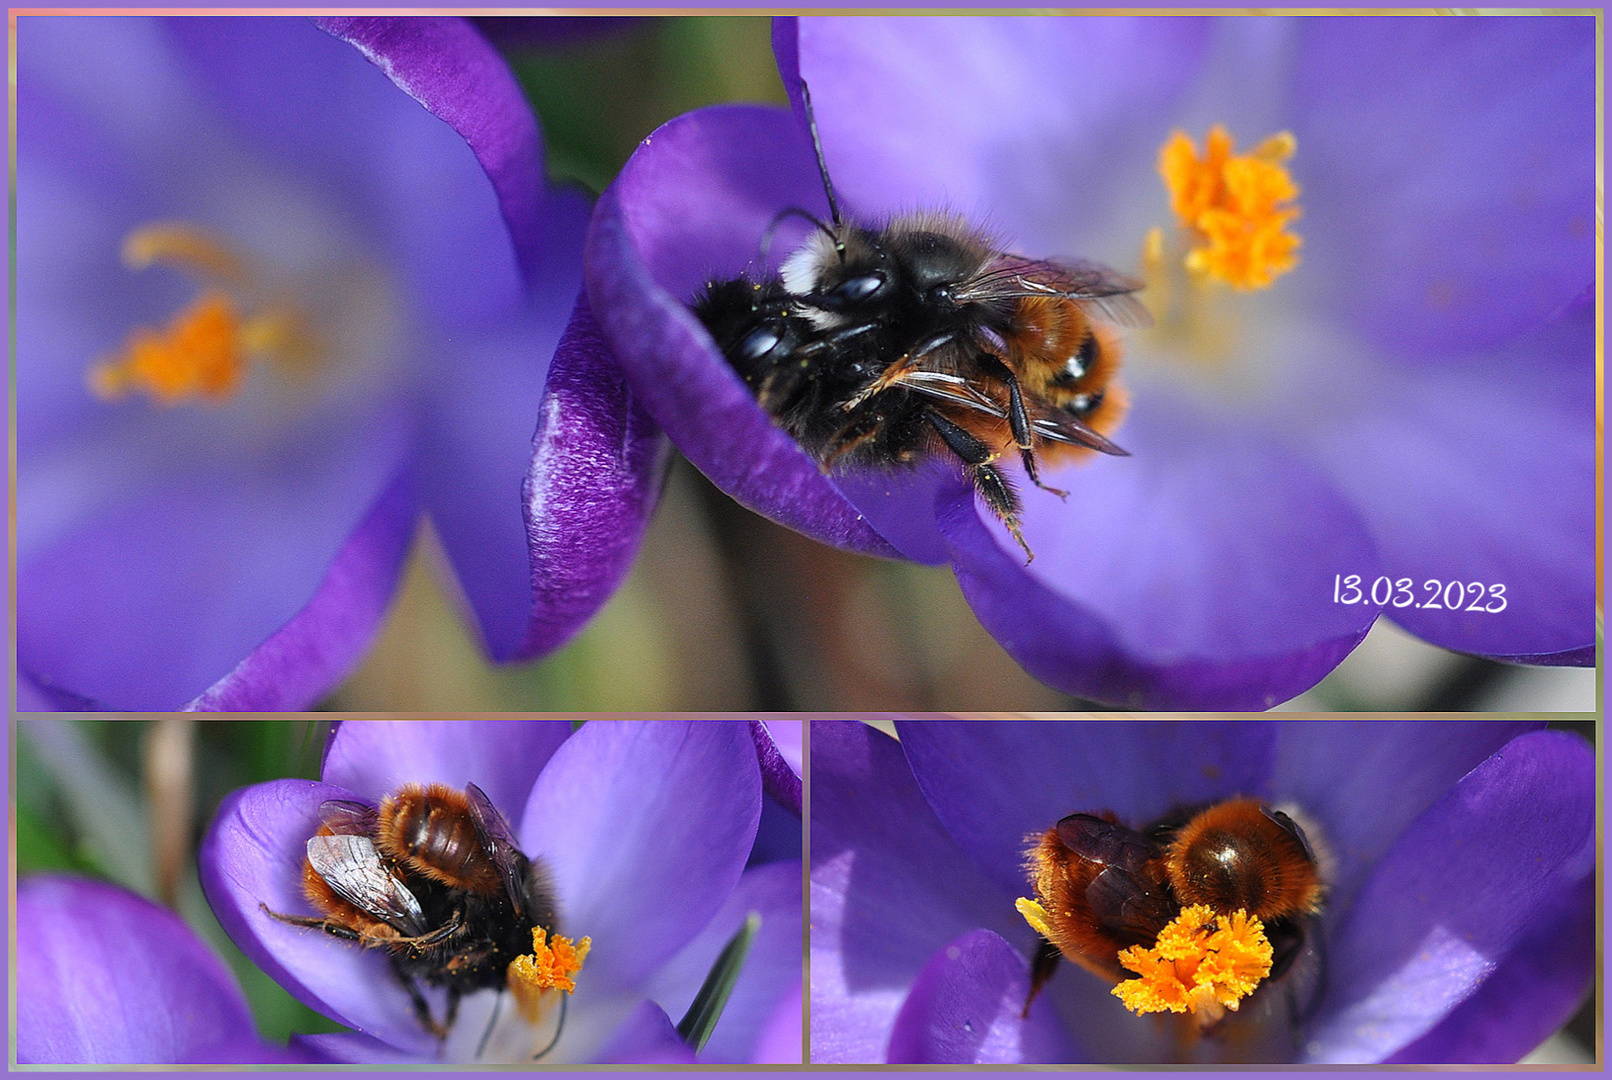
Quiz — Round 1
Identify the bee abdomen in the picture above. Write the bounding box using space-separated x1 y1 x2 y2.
379 784 503 896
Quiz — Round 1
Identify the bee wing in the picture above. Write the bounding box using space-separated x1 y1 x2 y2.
891 373 1129 457
1087 865 1176 940
305 832 428 936
894 370 1007 414
1055 813 1161 869
465 782 527 915
1031 408 1130 456
957 256 1153 328
1055 814 1173 939
317 799 377 836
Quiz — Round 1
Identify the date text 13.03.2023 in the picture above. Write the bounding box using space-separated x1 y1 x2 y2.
1333 575 1507 613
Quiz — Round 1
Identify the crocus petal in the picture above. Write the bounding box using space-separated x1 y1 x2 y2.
19 431 412 713
750 718 803 815
1293 17 1596 358
18 875 259 1064
939 404 1382 709
809 721 1023 1064
185 463 415 711
645 860 805 1063
519 720 762 992
1300 297 1596 663
199 779 438 1056
584 105 901 558
314 16 549 288
763 718 803 775
896 719 1276 899
1306 730 1595 1062
887 929 1079 1065
753 980 805 1064
593 1000 698 1064
17 17 498 710
517 293 669 659
1269 719 1543 916
786 16 1211 253
289 1030 431 1064
180 1039 326 1065
1384 869 1594 1064
319 718 572 813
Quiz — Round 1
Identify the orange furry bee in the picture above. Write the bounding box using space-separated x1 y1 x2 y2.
692 83 1148 561
1023 798 1323 1014
262 782 558 1043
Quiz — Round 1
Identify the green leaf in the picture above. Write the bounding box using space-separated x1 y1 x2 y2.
676 911 760 1052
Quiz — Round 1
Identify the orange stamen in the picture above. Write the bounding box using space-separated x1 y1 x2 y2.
1158 126 1302 290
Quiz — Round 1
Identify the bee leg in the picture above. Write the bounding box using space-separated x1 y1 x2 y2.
755 360 810 412
1022 937 1063 1018
841 330 957 411
976 353 1068 499
820 415 884 470
390 911 463 954
259 903 366 944
442 986 463 1037
841 354 918 412
924 410 1033 562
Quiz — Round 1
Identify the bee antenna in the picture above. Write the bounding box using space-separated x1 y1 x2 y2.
760 206 837 264
531 993 567 1061
798 79 845 258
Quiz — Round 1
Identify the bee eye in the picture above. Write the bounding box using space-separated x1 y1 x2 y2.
827 272 885 307
737 325 783 363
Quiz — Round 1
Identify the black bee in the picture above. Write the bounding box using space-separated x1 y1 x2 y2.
691 83 1149 561
261 782 558 1045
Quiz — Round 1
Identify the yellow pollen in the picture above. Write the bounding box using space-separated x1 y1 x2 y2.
1158 126 1302 291
508 927 592 1024
1015 897 1055 940
92 223 320 406
1111 905 1273 1019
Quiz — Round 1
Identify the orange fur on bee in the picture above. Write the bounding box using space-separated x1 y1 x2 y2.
1001 300 1130 468
1165 798 1322 920
1025 820 1162 983
378 783 503 896
1006 297 1093 398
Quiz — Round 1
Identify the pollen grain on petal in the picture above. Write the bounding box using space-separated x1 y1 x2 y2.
1158 126 1302 291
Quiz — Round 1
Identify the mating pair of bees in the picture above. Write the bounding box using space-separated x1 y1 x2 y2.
265 781 1321 1049
693 88 1149 562
1027 797 1325 1018
261 782 560 1051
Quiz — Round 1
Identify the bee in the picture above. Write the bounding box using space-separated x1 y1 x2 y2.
1023 798 1324 1022
261 782 559 1049
691 83 1149 561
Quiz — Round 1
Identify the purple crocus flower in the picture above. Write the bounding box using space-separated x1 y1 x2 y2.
584 16 1595 710
200 719 802 1063
810 719 1593 1064
16 16 662 711
18 874 313 1064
